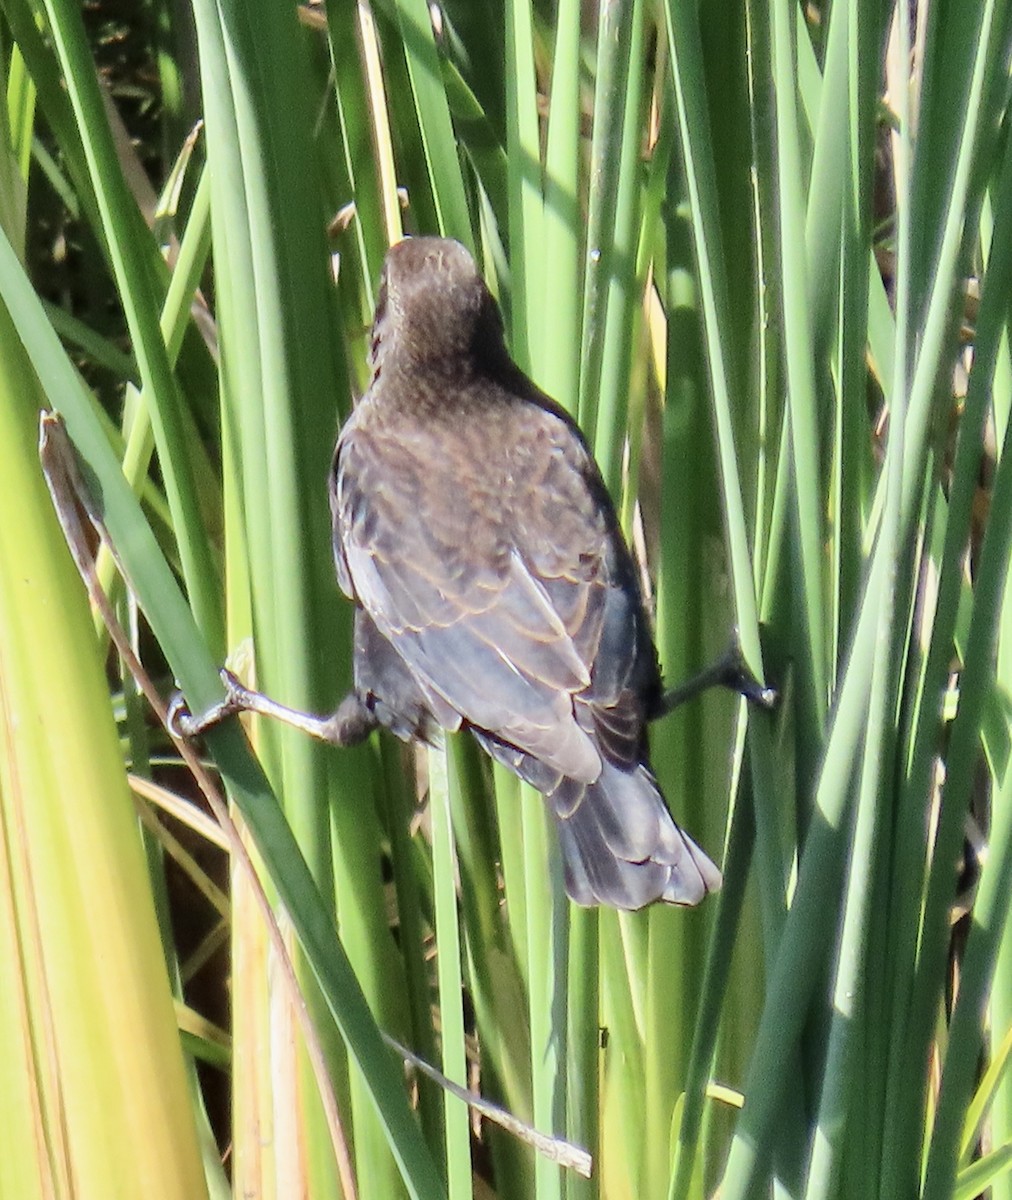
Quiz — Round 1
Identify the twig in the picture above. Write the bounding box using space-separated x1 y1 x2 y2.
382 1032 592 1178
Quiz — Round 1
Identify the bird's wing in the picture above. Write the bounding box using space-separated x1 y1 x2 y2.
508 399 661 768
333 407 625 782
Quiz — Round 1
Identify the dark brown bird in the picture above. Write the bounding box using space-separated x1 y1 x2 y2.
330 236 721 910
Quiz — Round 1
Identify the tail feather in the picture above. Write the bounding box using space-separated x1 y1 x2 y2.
469 726 720 910
550 760 722 910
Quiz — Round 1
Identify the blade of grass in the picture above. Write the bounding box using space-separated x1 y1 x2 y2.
42 0 222 649
921 403 1012 1200
0 316 208 1199
390 0 473 247
579 0 634 438
769 0 828 772
505 0 544 371
663 0 785 951
540 0 581 408
589 0 645 497
882 4 1012 1189
429 745 472 1195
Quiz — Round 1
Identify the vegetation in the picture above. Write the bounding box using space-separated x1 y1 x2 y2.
2 1 1012 1198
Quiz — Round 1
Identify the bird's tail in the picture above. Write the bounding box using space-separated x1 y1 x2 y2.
549 760 722 910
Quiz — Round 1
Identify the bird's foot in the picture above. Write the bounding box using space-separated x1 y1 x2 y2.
167 669 257 739
169 672 379 747
720 632 778 709
658 629 777 716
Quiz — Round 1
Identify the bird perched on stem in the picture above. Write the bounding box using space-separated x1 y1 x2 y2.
176 236 748 909
330 236 720 910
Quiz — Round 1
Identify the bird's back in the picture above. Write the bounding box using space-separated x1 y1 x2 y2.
329 235 720 909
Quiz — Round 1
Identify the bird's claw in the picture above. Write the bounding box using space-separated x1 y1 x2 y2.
724 630 778 710
657 629 778 717
167 668 252 739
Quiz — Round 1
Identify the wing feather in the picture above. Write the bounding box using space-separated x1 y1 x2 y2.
333 397 652 784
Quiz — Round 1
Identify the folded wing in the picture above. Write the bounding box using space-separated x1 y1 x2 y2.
332 402 627 782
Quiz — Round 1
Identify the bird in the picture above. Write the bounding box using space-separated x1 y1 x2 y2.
327 236 722 911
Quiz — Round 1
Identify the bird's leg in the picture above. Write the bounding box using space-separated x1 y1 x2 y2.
657 633 777 717
168 670 378 747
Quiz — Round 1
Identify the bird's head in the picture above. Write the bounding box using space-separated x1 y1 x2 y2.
370 237 507 374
